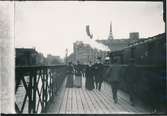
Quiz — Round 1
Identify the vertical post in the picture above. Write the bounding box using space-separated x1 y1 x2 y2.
51 74 54 97
45 68 48 103
42 68 45 111
51 73 53 97
28 70 33 113
33 69 37 113
49 72 52 97
65 48 68 65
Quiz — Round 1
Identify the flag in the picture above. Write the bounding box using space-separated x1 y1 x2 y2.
86 25 93 39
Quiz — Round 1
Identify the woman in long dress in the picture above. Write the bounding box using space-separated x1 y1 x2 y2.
85 64 94 90
74 64 82 88
66 62 74 88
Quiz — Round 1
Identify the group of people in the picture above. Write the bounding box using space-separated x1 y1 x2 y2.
85 58 104 91
85 58 136 106
66 61 83 88
66 58 137 106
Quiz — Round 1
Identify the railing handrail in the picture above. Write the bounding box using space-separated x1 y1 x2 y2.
16 64 67 69
104 64 165 68
16 64 165 67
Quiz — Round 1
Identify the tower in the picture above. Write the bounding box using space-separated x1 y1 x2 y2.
108 22 114 40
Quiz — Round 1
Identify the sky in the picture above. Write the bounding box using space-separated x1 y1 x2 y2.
15 1 165 58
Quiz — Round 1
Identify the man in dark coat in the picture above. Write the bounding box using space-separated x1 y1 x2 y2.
92 57 104 91
125 58 137 106
104 60 122 103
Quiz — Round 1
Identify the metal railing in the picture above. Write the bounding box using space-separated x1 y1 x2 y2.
15 65 67 113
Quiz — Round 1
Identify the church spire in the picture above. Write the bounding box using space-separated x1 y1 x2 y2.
110 22 112 34
108 21 113 40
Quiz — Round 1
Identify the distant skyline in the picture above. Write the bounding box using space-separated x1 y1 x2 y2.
15 1 165 58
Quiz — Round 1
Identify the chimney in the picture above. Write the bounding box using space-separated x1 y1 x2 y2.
129 32 139 40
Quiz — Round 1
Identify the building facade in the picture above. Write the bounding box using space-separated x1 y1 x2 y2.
16 48 38 66
68 22 149 65
71 41 107 64
45 54 63 65
96 22 147 52
16 48 46 66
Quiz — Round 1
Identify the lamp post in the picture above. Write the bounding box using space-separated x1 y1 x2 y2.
65 48 68 65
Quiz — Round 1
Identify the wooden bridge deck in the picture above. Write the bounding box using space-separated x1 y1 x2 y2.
46 76 150 114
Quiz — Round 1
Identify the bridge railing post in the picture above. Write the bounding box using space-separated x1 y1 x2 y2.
49 71 52 98
28 70 33 113
51 72 54 97
42 68 45 111
32 68 37 113
45 68 48 103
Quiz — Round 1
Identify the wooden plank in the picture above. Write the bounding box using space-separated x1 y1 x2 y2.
85 89 99 113
82 89 96 114
59 88 67 113
69 88 72 114
102 82 138 112
118 91 149 113
95 89 120 113
104 83 136 111
118 92 146 113
70 88 73 114
47 77 148 114
75 88 84 113
59 87 68 114
91 90 109 114
65 88 71 114
72 88 78 114
54 77 67 113
86 90 103 113
93 89 114 113
101 83 137 112
101 90 137 113
44 77 68 113
81 75 98 113
79 88 91 113
97 84 128 113
101 83 141 113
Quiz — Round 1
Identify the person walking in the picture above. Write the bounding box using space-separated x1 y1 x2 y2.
92 57 104 91
85 63 94 90
125 58 137 106
66 62 74 88
105 60 122 103
74 62 82 88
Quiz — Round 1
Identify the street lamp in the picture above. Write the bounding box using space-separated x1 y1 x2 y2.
65 48 68 65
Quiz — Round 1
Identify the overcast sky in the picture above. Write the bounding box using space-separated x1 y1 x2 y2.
15 1 165 58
